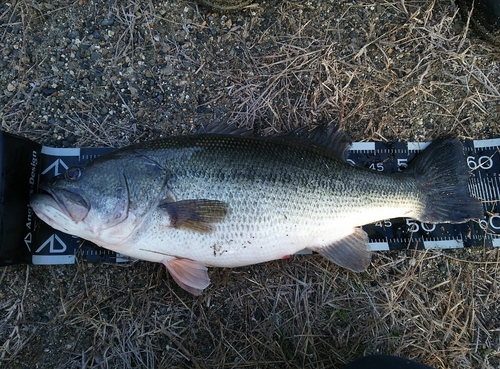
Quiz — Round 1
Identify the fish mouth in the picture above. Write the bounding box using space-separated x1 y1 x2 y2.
36 183 90 223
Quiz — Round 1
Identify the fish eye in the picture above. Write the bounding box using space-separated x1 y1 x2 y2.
65 167 83 181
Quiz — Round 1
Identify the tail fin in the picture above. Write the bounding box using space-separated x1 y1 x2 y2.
406 137 483 223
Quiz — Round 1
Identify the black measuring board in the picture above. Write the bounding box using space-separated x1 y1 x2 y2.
4 133 498 265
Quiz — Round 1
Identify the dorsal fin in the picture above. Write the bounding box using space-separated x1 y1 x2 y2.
198 121 351 160
197 120 255 136
284 123 351 160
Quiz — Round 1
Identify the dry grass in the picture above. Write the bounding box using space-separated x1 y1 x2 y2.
3 250 500 368
1 0 500 368
218 0 500 140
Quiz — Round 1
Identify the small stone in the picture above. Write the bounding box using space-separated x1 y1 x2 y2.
129 86 138 97
42 88 57 96
7 83 15 92
163 65 173 75
68 30 80 39
101 18 114 27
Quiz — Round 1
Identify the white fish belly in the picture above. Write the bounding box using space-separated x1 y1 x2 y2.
119 189 418 268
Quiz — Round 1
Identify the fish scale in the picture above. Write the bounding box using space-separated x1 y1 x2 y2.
30 126 483 295
130 136 413 261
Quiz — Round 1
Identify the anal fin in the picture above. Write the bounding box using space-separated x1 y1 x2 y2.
309 228 371 272
160 199 228 233
162 258 210 296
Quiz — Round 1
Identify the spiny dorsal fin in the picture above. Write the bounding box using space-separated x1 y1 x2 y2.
197 120 255 136
199 120 351 159
283 123 351 160
159 199 228 233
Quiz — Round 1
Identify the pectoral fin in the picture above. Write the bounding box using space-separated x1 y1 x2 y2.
309 228 371 272
159 199 228 233
162 258 210 296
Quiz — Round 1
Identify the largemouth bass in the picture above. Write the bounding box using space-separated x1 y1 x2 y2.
30 125 483 295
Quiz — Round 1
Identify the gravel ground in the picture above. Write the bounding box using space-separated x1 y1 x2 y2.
1 0 500 368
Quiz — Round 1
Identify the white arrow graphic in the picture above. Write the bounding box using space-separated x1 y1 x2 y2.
24 232 32 252
35 234 68 254
42 158 69 176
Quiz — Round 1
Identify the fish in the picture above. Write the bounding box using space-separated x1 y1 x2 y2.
29 124 483 295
